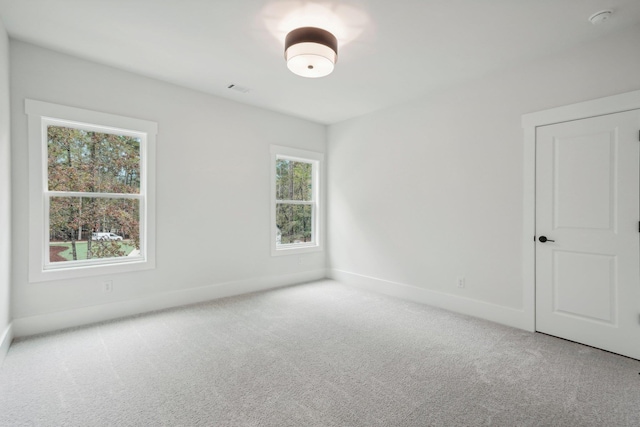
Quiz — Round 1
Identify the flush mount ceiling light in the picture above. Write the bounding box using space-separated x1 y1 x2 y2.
284 27 338 78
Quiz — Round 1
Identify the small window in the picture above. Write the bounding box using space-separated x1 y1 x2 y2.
270 145 323 256
26 100 157 282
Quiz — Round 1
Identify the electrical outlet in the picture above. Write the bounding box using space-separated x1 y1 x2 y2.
103 280 113 293
457 277 465 289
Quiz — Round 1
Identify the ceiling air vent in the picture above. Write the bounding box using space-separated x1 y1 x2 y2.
227 84 251 94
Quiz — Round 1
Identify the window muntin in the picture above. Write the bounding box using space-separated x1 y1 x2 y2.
27 99 157 282
271 146 323 256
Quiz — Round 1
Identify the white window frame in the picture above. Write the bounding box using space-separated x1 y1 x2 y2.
26 99 157 282
270 145 324 256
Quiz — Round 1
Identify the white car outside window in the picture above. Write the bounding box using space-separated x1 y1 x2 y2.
92 232 123 241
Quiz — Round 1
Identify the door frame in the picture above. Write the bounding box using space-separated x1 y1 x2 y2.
521 89 640 332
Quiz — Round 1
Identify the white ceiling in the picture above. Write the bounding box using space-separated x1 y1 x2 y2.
0 1 639 124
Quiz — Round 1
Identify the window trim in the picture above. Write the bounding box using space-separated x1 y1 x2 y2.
270 145 324 256
26 99 157 282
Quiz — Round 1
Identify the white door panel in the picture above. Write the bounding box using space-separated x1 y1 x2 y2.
553 251 615 323
536 110 640 359
553 131 613 230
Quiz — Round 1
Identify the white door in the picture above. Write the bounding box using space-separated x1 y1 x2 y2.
536 109 640 360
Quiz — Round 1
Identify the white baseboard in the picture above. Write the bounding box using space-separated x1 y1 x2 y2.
13 269 326 338
0 323 13 367
329 269 530 331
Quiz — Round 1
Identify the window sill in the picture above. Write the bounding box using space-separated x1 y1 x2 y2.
30 257 155 283
271 244 323 257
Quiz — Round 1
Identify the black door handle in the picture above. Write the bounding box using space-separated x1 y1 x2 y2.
538 236 555 243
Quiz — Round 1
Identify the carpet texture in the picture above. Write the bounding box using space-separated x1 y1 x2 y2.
1 280 639 426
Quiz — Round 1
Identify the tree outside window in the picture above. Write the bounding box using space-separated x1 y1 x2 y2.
275 159 313 244
27 99 156 282
47 125 142 264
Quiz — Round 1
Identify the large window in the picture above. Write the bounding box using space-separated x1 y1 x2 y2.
270 145 323 255
26 100 157 282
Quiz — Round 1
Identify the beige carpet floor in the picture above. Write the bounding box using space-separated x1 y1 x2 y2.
1 280 639 426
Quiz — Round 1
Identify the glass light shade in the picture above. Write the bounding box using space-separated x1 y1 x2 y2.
285 42 336 78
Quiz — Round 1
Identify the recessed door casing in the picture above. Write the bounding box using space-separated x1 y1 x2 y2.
535 110 640 360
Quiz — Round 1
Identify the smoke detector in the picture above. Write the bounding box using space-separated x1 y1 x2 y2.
589 10 612 25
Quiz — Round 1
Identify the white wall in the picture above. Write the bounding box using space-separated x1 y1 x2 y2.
327 25 640 329
0 19 12 359
10 41 326 335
